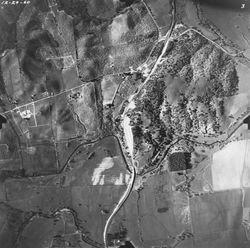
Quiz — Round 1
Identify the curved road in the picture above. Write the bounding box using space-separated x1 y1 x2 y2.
103 1 176 247
103 166 136 248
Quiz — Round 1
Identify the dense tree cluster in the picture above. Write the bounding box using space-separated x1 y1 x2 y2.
130 80 169 154
128 30 240 168
159 30 239 135
163 31 239 100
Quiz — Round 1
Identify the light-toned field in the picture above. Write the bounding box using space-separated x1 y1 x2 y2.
91 156 130 185
211 140 250 191
101 75 122 105
237 63 250 94
65 136 130 187
225 93 250 120
110 12 129 45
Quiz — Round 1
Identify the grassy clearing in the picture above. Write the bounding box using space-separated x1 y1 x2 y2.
211 140 250 191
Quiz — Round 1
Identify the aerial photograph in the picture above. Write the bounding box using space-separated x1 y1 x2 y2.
0 0 250 247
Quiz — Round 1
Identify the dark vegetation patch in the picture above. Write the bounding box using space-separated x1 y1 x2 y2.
126 9 140 29
24 17 42 36
0 123 20 157
21 31 59 81
131 80 169 153
157 207 169 213
0 169 25 182
33 0 49 12
45 71 63 94
57 108 73 126
168 152 192 172
120 0 136 7
159 31 239 134
127 12 136 29
0 17 16 54
0 3 24 54
57 0 90 21
130 29 239 169
243 115 250 130
107 229 128 246
0 66 7 95
46 78 61 93
0 115 7 129
40 105 52 118
119 241 135 248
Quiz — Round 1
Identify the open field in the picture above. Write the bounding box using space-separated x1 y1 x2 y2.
200 0 250 53
3 136 129 244
19 216 65 248
0 0 250 247
20 144 58 176
51 93 83 141
67 83 100 138
211 140 250 191
65 136 130 186
145 0 172 29
0 4 81 107
109 171 192 247
190 189 249 248
1 49 22 100
18 210 85 248
175 0 218 41
77 1 158 80
237 63 250 94
0 203 29 248
101 75 123 105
